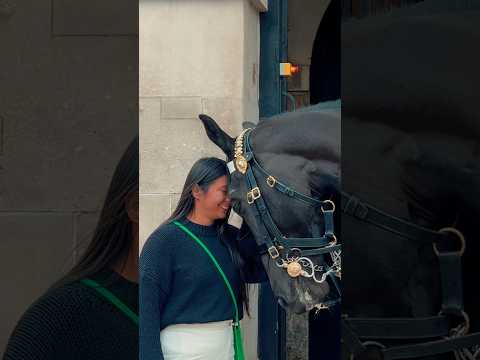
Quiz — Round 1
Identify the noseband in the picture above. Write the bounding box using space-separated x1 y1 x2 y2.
228 128 341 306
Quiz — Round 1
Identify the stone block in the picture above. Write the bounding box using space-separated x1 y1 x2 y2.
161 97 203 120
286 310 309 360
140 97 162 130
0 29 137 211
0 0 16 20
140 153 196 195
52 0 138 36
145 118 207 159
202 97 244 137
0 120 132 211
141 117 226 194
139 194 171 249
0 213 73 352
139 0 244 98
242 284 259 360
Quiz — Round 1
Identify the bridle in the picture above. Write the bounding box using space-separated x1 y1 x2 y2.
228 128 341 306
340 193 480 359
230 126 480 359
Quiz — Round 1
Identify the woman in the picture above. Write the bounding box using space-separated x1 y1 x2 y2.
140 157 266 360
3 137 139 360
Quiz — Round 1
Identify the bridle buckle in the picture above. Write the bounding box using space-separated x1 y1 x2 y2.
266 175 276 188
268 246 280 259
247 187 261 204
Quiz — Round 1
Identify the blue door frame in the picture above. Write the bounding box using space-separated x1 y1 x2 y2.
257 1 288 359
259 0 287 119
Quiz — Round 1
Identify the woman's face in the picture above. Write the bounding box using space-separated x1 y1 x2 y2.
195 175 231 221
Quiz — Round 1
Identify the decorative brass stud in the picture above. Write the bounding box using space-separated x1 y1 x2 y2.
233 129 250 174
287 261 303 277
235 155 248 174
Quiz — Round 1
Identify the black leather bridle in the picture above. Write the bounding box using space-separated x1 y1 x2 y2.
230 126 479 359
341 193 480 359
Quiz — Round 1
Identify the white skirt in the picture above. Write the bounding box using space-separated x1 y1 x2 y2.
160 320 235 360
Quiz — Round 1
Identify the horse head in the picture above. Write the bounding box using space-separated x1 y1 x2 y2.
199 105 341 314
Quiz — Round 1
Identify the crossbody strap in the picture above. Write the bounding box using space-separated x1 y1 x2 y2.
173 221 245 360
80 278 139 326
173 221 240 322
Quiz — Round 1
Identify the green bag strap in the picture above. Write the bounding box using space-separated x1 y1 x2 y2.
173 221 245 360
80 278 139 326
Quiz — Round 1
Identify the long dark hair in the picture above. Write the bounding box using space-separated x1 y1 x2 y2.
54 136 139 287
166 157 251 315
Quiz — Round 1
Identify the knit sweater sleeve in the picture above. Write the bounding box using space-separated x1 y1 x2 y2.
3 300 63 360
139 229 173 360
139 272 167 360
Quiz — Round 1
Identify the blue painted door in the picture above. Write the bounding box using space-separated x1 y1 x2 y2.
258 0 288 359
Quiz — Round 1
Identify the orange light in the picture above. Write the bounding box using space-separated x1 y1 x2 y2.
279 62 301 76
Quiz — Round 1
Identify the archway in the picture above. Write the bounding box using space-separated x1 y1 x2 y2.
310 0 341 105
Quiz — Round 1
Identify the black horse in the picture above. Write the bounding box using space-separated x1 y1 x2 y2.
199 101 341 316
199 8 480 360
198 2 480 359
340 5 480 360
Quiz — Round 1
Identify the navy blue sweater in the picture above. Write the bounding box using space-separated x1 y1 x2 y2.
139 218 266 360
3 270 138 360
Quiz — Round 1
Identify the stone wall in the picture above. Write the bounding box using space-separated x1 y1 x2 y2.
0 0 137 352
139 0 264 358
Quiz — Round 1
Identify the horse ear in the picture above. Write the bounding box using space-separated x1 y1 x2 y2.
198 114 235 158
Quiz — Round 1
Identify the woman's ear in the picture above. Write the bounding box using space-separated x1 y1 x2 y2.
191 184 202 200
126 192 139 224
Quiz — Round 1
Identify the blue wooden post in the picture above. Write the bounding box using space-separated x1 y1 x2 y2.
259 0 287 118
258 0 288 359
